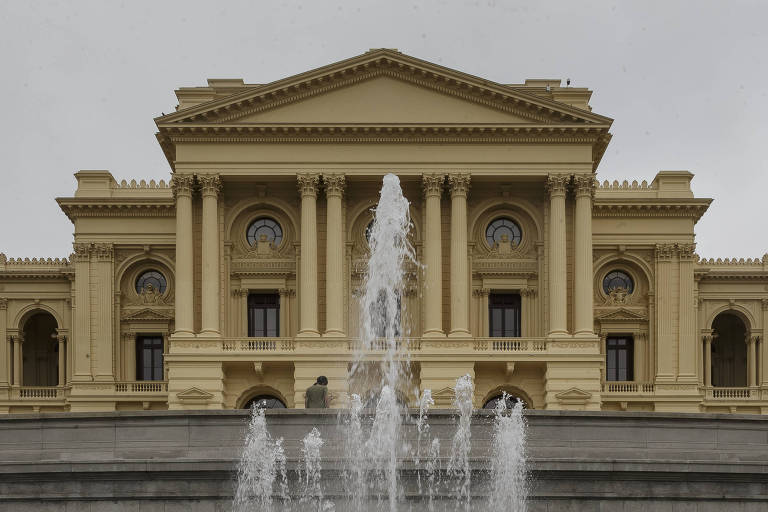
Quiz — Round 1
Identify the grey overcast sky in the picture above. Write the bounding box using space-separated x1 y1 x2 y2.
1 0 766 259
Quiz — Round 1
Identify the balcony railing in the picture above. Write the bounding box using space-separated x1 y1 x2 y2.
704 387 757 400
13 387 65 399
115 381 168 393
473 338 547 352
349 338 422 351
602 381 655 394
221 338 295 352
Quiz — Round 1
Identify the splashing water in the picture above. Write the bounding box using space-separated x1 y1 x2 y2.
300 428 327 511
233 407 288 512
489 396 528 512
448 374 475 509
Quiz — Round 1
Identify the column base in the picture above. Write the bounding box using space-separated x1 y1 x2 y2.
448 329 471 338
422 330 446 338
547 330 569 338
172 330 195 337
296 330 321 338
573 330 597 338
322 330 346 338
197 330 221 338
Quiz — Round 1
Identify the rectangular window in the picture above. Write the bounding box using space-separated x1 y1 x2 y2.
489 293 521 337
248 293 280 337
136 336 164 381
606 336 634 381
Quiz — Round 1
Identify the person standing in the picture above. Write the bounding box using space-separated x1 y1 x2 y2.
305 376 329 408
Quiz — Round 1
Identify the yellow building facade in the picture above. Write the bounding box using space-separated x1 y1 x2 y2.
1 50 766 414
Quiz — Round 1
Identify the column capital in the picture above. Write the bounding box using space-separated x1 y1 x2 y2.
198 174 222 197
762 298 768 311
279 288 296 297
472 288 490 298
422 173 445 197
677 243 697 261
72 242 91 263
546 174 570 196
297 173 320 198
323 174 346 197
447 173 471 197
91 242 114 261
745 334 759 345
171 174 195 199
654 243 676 261
0 298 7 310
520 287 538 298
573 175 596 198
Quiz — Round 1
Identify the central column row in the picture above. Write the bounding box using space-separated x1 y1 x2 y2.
172 172 595 339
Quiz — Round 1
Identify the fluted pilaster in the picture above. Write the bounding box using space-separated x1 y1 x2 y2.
573 175 595 337
172 174 195 336
422 173 445 337
323 174 346 337
547 174 569 336
448 173 471 337
297 173 320 337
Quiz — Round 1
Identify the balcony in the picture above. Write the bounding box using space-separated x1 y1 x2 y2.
11 386 67 400
222 338 295 352
602 381 655 395
703 387 759 401
473 337 547 352
115 381 168 393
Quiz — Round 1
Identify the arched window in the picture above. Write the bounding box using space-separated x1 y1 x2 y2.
135 270 167 294
247 218 283 247
602 270 634 295
712 313 748 387
483 394 527 410
22 312 59 386
244 395 287 409
485 217 522 248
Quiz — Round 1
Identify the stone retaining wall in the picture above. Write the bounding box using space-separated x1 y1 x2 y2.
0 410 766 511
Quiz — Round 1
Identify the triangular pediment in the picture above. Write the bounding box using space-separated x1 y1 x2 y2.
555 387 592 404
176 387 214 401
156 49 612 127
121 308 173 321
596 308 648 321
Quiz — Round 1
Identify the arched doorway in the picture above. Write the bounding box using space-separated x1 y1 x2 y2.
243 395 287 409
22 312 58 386
483 394 529 410
711 313 747 387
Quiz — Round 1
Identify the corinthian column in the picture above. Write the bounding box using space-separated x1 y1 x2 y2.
297 173 321 337
199 174 222 336
448 173 471 337
547 174 569 336
172 175 195 336
747 335 758 387
57 333 66 387
324 174 346 337
703 333 713 387
13 334 23 386
422 174 445 337
573 175 595 337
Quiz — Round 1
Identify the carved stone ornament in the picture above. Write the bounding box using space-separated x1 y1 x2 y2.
447 173 471 197
171 174 195 198
197 174 222 197
546 174 570 196
421 173 445 197
91 243 114 261
72 242 91 262
762 298 768 311
573 175 596 198
297 173 320 197
654 243 676 261
323 173 346 197
0 297 7 310
139 283 166 305
678 243 696 260
605 286 630 305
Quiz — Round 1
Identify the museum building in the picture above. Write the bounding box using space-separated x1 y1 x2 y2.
1 49 767 414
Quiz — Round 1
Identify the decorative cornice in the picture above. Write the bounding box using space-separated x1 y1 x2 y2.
323 173 346 197
297 173 320 198
58 200 175 221
197 174 222 197
546 174 570 196
447 173 471 197
422 173 445 197
171 174 195 199
573 175 596 198
592 201 711 222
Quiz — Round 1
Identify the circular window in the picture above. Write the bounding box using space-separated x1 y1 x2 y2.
602 270 634 294
485 218 522 248
483 394 527 410
135 270 167 294
247 218 283 247
244 395 287 409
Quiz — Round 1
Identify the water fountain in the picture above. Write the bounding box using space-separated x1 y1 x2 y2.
234 174 528 511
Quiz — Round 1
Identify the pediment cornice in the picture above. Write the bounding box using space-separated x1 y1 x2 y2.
593 199 712 222
156 50 613 127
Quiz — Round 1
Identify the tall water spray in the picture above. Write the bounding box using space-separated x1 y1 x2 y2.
489 396 528 512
